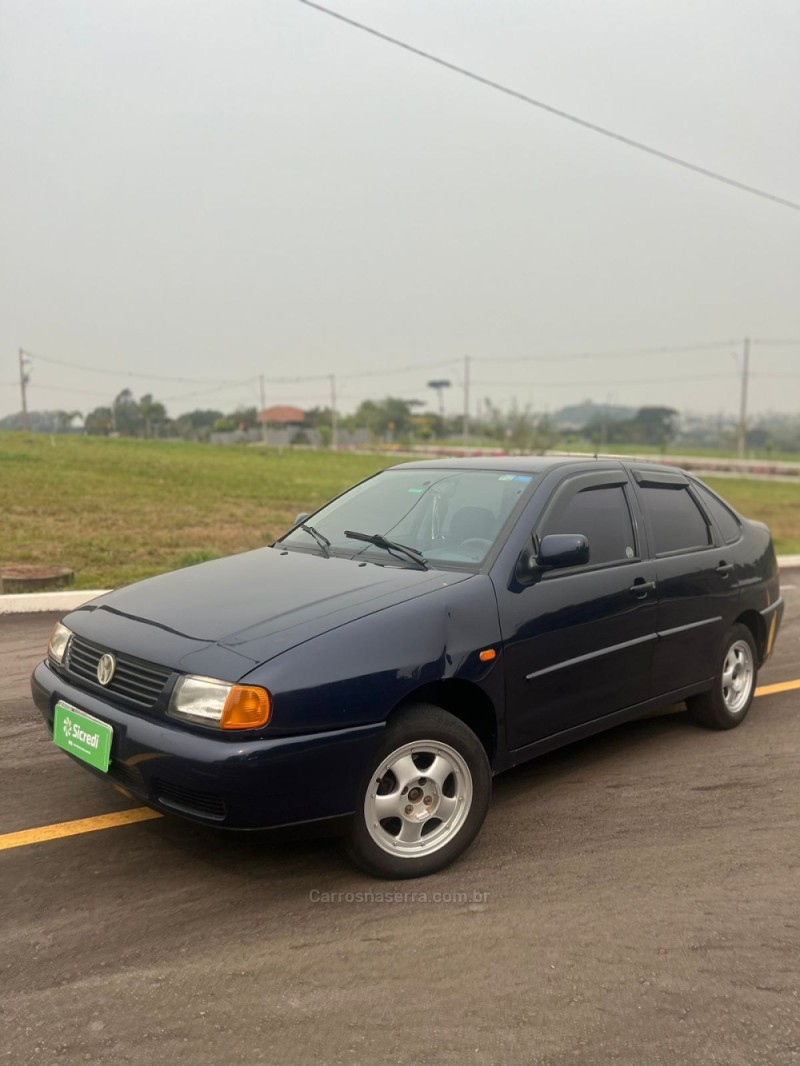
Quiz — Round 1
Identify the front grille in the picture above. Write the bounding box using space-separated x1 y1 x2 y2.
153 778 227 820
66 636 171 709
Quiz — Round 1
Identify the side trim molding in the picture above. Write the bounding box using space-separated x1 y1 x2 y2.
657 615 722 639
525 633 657 681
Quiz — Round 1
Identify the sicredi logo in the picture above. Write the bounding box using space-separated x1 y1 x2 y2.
62 717 100 749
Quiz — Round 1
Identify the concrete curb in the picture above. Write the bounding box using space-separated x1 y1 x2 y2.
2 555 799 615
0 590 109 614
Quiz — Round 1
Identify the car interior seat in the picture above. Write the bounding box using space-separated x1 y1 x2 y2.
447 506 497 543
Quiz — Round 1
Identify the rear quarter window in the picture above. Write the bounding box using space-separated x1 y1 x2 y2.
692 483 742 544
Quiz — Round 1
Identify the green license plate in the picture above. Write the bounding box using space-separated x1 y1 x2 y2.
53 701 113 773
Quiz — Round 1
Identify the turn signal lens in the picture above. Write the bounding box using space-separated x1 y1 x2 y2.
220 685 271 730
168 675 271 729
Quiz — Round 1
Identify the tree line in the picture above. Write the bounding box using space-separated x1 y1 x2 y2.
4 389 800 453
79 391 679 448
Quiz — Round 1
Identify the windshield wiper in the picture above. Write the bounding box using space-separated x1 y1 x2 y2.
344 530 428 569
298 523 331 557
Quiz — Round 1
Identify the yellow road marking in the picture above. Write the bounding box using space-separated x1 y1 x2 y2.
0 807 162 852
755 678 800 698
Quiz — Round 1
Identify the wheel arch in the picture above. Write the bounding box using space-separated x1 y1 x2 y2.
389 680 499 763
735 609 767 665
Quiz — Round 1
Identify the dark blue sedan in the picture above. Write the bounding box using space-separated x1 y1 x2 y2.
32 457 784 877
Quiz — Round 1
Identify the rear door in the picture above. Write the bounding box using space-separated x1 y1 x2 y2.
628 469 737 696
498 469 658 750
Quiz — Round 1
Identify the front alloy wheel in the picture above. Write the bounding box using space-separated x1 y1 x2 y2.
366 739 473 857
347 705 491 878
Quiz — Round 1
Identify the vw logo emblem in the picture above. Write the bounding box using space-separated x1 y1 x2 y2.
96 653 116 686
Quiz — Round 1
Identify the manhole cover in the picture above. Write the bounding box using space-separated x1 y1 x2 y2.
0 566 75 594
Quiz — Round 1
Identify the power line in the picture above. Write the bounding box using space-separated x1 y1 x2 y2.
28 382 116 399
295 0 800 213
18 356 465 395
471 372 738 389
19 348 459 386
258 358 462 383
13 338 795 416
252 372 330 383
21 349 241 386
161 381 262 403
472 340 735 364
341 357 462 380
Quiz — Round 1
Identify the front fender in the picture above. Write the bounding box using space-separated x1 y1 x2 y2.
242 575 503 736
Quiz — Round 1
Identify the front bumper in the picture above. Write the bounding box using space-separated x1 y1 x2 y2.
32 660 384 829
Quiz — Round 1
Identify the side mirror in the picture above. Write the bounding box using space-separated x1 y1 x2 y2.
294 512 310 527
538 533 590 569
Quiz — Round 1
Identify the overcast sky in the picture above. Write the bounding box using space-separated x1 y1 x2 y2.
1 0 799 423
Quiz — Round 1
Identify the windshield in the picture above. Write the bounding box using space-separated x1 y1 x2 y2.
279 467 537 569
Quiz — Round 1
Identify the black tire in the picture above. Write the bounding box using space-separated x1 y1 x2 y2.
345 704 491 879
687 623 758 730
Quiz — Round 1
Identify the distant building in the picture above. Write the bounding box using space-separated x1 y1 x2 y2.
257 405 305 428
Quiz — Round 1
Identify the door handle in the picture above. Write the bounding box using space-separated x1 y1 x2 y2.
629 579 656 598
716 561 733 576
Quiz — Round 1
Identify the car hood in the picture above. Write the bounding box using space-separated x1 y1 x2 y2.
72 547 473 670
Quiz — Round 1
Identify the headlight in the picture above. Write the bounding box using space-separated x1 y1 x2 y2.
168 675 271 730
48 622 73 664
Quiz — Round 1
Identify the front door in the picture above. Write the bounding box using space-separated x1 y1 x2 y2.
498 470 658 751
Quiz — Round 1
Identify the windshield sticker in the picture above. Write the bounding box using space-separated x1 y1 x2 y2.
513 475 533 482
407 488 424 494
498 474 515 481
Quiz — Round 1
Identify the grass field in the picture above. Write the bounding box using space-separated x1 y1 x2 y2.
1 433 798 589
0 434 398 588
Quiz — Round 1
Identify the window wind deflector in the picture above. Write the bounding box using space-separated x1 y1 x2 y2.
298 524 331 556
344 530 428 569
632 470 688 488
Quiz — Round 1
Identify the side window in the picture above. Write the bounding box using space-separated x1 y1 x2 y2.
692 483 741 544
638 485 712 554
540 485 637 566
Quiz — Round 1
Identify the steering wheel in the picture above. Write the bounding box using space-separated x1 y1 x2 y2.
458 537 493 560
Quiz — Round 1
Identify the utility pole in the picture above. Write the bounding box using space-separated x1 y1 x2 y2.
18 348 30 431
330 374 338 450
462 355 470 448
737 336 750 459
259 374 268 443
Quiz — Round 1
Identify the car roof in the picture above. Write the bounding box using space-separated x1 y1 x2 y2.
392 455 687 476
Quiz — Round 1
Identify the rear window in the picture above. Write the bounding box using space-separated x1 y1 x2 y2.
638 484 712 555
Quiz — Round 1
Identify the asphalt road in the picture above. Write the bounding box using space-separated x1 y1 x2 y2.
2 578 799 1066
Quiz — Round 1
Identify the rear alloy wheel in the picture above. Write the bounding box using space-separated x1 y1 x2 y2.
688 623 758 730
346 705 491 879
